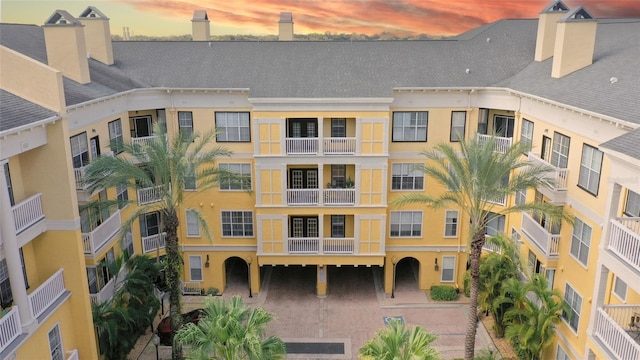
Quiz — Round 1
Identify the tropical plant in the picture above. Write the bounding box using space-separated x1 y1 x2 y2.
392 135 567 360
85 123 237 359
503 274 567 360
174 295 286 360
359 319 440 360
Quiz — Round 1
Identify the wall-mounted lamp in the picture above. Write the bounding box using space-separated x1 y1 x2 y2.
205 254 210 268
434 258 439 271
91 128 97 133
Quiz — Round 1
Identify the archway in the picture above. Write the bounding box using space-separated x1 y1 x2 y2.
392 257 420 297
223 256 250 296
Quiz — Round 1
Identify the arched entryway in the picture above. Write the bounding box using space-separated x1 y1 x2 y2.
391 257 420 297
223 256 251 297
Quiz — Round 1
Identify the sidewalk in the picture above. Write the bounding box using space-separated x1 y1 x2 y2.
133 266 498 359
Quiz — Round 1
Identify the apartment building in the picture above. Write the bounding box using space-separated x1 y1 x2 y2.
0 1 638 359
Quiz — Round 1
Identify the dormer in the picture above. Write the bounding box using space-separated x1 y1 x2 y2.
42 10 91 84
551 6 597 78
534 1 569 61
192 10 211 41
78 6 114 65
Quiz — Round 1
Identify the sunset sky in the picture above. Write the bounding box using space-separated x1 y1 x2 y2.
2 0 640 37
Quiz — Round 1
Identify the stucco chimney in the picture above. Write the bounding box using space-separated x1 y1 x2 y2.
78 6 114 65
278 12 294 41
551 6 597 78
43 10 91 84
192 10 211 41
534 1 569 62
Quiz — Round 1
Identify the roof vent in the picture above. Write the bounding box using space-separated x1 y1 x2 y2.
540 1 569 13
610 77 618 84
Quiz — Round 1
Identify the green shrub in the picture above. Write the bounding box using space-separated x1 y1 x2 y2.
430 285 458 301
206 287 219 296
464 271 471 297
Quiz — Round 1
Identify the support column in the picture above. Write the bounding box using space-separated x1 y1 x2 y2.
316 265 327 297
318 165 324 206
0 161 36 328
317 117 324 155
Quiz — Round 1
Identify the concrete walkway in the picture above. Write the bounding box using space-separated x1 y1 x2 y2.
134 266 497 359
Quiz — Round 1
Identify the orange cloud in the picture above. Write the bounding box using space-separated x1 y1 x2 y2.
116 0 640 36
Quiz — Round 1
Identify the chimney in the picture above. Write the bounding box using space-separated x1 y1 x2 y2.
78 6 114 65
42 10 91 84
278 12 294 41
192 10 211 41
534 1 569 62
551 6 597 78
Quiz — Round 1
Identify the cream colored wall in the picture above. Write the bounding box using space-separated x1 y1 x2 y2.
43 24 91 84
80 18 114 65
552 21 597 78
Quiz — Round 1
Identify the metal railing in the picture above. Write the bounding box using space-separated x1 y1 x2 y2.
181 281 202 295
608 218 640 272
323 137 356 154
286 189 319 205
12 193 45 234
82 210 121 255
527 153 569 191
142 233 167 254
0 307 21 354
521 213 560 256
285 138 319 155
323 238 355 254
594 306 640 360
288 238 320 253
137 185 164 205
323 189 355 205
287 237 356 254
28 269 66 319
477 134 512 153
73 167 87 190
131 135 161 148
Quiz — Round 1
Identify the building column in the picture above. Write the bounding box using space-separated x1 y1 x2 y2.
317 117 324 155
0 160 35 328
316 264 327 297
318 165 324 206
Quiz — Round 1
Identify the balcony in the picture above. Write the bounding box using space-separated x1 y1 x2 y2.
521 213 560 258
482 236 503 254
0 308 21 354
323 189 355 205
607 218 640 272
12 193 45 234
181 281 202 295
593 305 640 360
142 233 166 254
286 138 318 155
83 210 121 256
89 276 116 305
28 269 66 319
286 137 358 155
323 137 356 155
73 167 88 190
476 134 512 153
137 185 163 205
287 189 319 205
66 349 79 360
131 135 160 148
287 237 356 255
527 152 568 204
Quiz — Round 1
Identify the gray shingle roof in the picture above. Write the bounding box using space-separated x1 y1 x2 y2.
0 90 57 132
601 128 640 161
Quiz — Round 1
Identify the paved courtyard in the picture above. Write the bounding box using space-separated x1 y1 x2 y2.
135 264 496 359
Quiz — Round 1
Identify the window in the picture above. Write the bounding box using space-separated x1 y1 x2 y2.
441 256 455 282
185 167 196 190
178 111 194 140
578 145 603 195
444 210 458 237
511 228 521 243
219 163 251 190
140 212 160 237
87 267 98 294
570 217 591 266
625 190 640 217
391 163 424 190
477 108 489 134
70 132 89 168
189 255 202 281
390 211 422 237
108 119 124 154
331 118 346 137
331 215 345 237
563 283 582 332
392 111 428 142
555 345 570 360
515 188 527 206
215 112 251 142
330 165 346 188
4 163 15 206
123 227 134 257
186 210 200 237
521 119 534 151
551 132 570 168
116 183 128 209
450 111 466 141
0 259 13 308
221 211 254 237
19 248 28 289
48 324 64 360
485 213 505 236
613 276 627 301
493 115 514 137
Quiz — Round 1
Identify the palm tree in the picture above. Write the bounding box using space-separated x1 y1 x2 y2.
392 135 566 360
358 319 440 360
85 123 236 359
503 274 567 360
175 295 286 360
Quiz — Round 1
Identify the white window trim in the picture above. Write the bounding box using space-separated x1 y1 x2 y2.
215 112 251 142
555 344 570 360
612 276 627 302
450 111 466 142
577 144 603 196
389 210 423 238
443 210 459 238
390 162 425 191
562 281 582 334
569 217 591 268
186 210 200 237
441 255 456 282
220 210 254 238
189 255 203 281
48 322 64 360
108 119 124 154
392 111 428 142
219 163 252 191
185 167 197 191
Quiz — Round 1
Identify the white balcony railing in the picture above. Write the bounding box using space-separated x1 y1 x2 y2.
482 236 503 254
486 194 507 206
594 306 640 360
608 217 640 272
0 307 21 354
287 237 356 254
287 189 319 205
137 185 164 205
288 238 320 253
66 349 79 360
323 189 355 205
89 276 116 305
323 238 355 254
323 137 356 154
286 138 319 155
181 281 202 295
142 233 166 254
28 269 66 319
12 193 45 234
131 135 160 148
521 213 560 256
73 167 87 190
82 210 121 255
527 153 569 191
477 134 512 153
